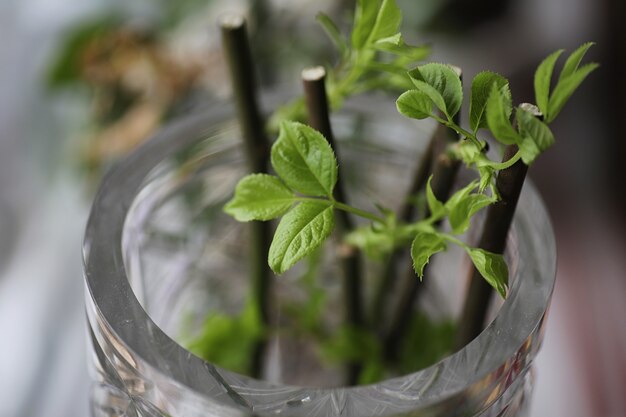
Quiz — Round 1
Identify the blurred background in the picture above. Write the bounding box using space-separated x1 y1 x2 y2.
0 0 624 416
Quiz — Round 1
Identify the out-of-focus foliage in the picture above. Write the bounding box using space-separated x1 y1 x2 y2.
46 0 342 182
47 13 210 180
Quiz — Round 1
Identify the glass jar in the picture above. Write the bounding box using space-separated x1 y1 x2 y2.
83 94 556 417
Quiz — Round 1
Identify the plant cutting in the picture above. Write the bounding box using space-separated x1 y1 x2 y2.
83 0 597 415
214 0 596 382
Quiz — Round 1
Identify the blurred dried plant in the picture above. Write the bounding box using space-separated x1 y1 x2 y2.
45 0 364 184
47 17 219 181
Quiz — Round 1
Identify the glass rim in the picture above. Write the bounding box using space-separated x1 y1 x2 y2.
83 97 557 416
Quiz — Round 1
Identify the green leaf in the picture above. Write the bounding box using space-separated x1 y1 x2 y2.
409 63 463 118
408 79 447 114
454 143 496 192
187 301 263 375
224 174 295 221
373 34 430 61
445 180 476 211
425 176 446 218
345 225 395 260
377 71 416 91
466 248 509 298
534 49 564 118
316 13 348 59
486 84 522 145
518 136 541 166
271 121 338 197
320 326 382 381
445 179 492 220
455 140 481 165
448 193 494 234
398 312 456 374
546 62 598 123
320 325 381 364
367 0 402 45
366 61 412 77
345 208 403 260
559 42 595 82
516 107 555 164
399 44 432 62
358 360 386 385
396 90 433 119
376 33 402 46
469 71 510 132
411 231 447 278
269 202 334 274
478 166 496 192
351 0 381 48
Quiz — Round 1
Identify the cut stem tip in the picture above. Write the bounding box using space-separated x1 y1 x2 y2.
219 13 245 29
302 66 327 82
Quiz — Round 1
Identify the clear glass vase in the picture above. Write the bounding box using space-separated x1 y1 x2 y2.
83 93 556 417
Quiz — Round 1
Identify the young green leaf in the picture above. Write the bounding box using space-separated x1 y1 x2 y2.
443 180 487 230
453 143 496 192
516 107 555 164
409 63 463 119
271 121 338 197
316 13 348 59
373 34 431 61
269 202 334 274
486 83 522 145
408 79 447 115
534 49 564 118
518 136 541 166
320 325 383 382
455 140 481 165
368 0 402 44
411 231 447 278
345 225 395 260
345 205 409 259
478 166 495 193
546 62 598 123
351 0 381 48
396 90 433 119
366 61 413 77
186 301 262 375
559 42 595 82
376 33 402 46
447 193 495 234
469 71 510 133
444 180 476 211
465 248 508 298
224 174 295 221
425 176 446 218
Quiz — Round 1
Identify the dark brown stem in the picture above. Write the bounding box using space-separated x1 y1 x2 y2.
370 114 458 328
221 15 270 172
454 144 529 349
383 152 461 361
302 67 336 152
220 15 272 378
302 67 364 384
370 127 437 326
